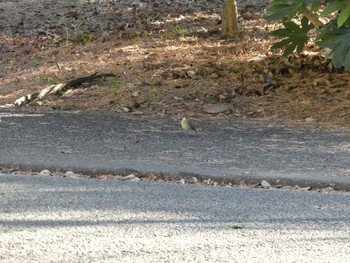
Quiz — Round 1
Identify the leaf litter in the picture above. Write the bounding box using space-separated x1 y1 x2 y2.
1 0 350 128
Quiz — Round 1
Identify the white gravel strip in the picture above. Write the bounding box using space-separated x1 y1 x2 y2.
0 173 349 262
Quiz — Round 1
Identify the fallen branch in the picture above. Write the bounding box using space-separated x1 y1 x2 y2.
14 72 116 107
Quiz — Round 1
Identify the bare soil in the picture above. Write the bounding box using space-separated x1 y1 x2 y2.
1 0 350 128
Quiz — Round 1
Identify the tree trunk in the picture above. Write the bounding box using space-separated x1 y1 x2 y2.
222 0 239 36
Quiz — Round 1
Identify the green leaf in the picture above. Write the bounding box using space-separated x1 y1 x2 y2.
264 0 304 21
310 0 321 12
317 19 350 70
338 2 350 27
271 38 292 49
321 0 347 16
302 0 321 11
264 0 322 21
320 0 350 28
270 17 314 56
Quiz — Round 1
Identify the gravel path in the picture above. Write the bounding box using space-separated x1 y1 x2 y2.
1 173 349 262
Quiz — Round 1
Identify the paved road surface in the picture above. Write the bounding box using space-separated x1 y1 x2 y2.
0 109 350 189
0 173 349 262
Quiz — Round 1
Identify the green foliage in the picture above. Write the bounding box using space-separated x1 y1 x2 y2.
143 82 159 102
271 17 314 56
175 25 188 37
107 78 124 91
264 0 305 21
317 18 350 70
265 0 322 22
309 0 321 12
69 33 92 45
264 0 350 71
320 0 350 28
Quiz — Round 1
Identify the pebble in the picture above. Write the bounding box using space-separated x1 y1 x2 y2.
39 169 51 176
256 180 271 188
187 176 198 184
204 103 231 114
122 174 136 180
96 175 112 180
64 171 81 178
203 179 211 185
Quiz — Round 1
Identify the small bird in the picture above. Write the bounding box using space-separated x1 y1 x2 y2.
181 115 197 133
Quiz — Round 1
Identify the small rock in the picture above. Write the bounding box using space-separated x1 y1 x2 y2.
64 171 80 178
256 180 271 188
122 174 136 180
132 91 139 97
298 186 311 191
204 104 231 114
179 178 185 184
187 176 198 184
122 106 131 112
39 169 51 176
320 186 335 192
203 179 211 185
96 175 112 180
305 117 315 123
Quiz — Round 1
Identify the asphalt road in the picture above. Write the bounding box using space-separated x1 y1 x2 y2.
0 109 349 189
0 173 349 262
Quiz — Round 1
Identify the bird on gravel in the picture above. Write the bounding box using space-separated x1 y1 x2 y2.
181 115 197 133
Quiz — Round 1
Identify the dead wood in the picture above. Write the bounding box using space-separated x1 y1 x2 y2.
14 72 116 107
